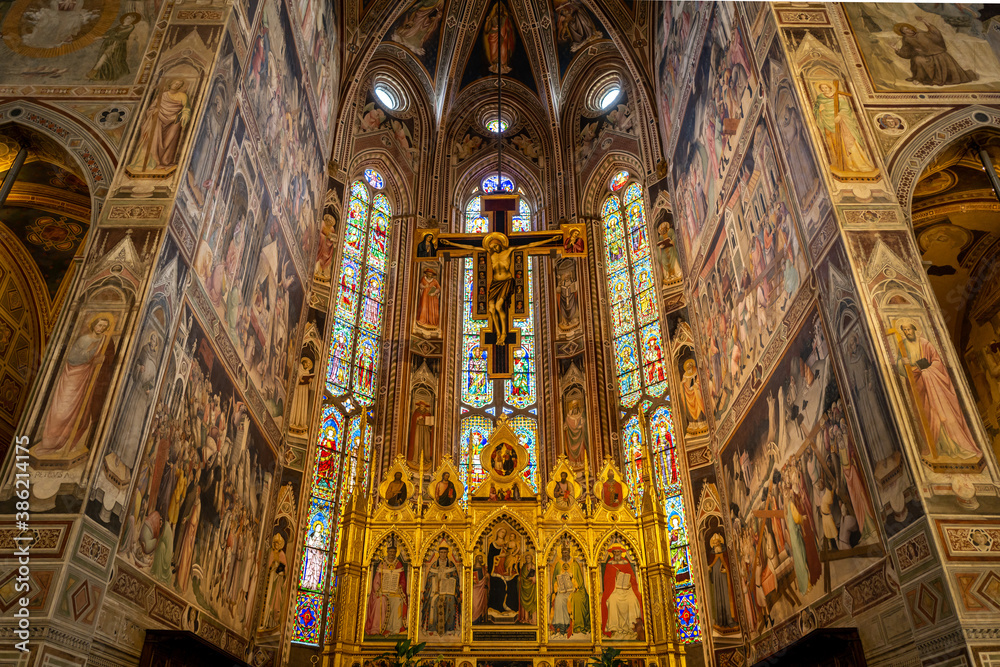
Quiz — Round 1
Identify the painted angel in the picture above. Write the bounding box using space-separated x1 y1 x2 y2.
359 103 386 132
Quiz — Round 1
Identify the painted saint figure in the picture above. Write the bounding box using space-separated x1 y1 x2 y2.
364 543 409 637
259 533 288 631
563 227 585 254
518 548 537 624
289 357 315 432
390 0 443 56
491 442 517 477
87 12 141 80
602 471 623 509
892 19 977 86
421 545 461 638
483 2 515 74
416 267 441 329
34 315 116 457
407 399 434 463
435 472 457 507
680 359 706 429
562 398 586 466
106 331 160 472
129 79 192 173
487 527 520 618
892 318 982 464
550 544 590 638
601 546 643 640
553 472 573 509
706 533 737 630
557 273 579 330
417 234 435 257
386 472 408 507
554 0 599 52
811 81 875 177
472 552 490 623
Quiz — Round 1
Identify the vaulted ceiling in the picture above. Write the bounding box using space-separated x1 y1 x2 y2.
331 0 664 221
341 0 655 123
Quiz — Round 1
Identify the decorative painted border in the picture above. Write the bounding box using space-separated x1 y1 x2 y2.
935 518 1000 562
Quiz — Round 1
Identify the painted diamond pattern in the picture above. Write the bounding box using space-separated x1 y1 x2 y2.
71 580 91 620
11 335 28 376
976 571 1000 611
917 584 939 624
0 317 13 358
0 569 42 613
0 372 23 417
956 572 990 612
2 283 23 317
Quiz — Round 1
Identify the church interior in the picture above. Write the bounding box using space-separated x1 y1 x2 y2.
4 1 1000 666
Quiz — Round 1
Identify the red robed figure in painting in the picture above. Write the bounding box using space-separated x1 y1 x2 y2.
601 546 643 640
483 2 514 74
602 470 623 508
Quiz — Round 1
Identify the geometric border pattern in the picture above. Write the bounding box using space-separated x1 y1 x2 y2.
935 519 1000 562
955 569 1000 614
0 520 72 558
903 577 954 631
56 568 104 626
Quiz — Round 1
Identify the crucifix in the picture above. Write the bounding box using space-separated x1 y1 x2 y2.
413 193 587 377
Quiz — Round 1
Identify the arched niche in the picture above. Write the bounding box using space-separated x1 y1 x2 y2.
904 128 1000 469
0 121 97 455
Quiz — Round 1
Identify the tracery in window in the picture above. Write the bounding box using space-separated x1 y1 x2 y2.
292 177 388 645
458 186 539 503
600 175 700 644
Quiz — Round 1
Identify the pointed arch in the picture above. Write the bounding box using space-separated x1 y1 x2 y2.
472 511 537 553
596 530 642 564
292 170 394 646
368 530 416 563
421 530 465 565
543 529 591 567
456 170 543 502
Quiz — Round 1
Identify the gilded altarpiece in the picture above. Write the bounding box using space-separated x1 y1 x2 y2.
324 417 687 667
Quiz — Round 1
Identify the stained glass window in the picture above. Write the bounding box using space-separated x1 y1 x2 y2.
291 592 324 644
459 186 540 503
486 118 508 133
459 414 493 498
600 175 701 642
482 174 515 193
293 179 389 645
364 168 384 189
676 589 702 642
328 181 391 402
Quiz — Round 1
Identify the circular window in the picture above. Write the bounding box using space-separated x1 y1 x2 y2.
374 83 399 110
479 104 516 134
486 118 509 133
599 86 621 109
364 169 384 189
610 170 629 191
372 76 408 111
587 73 624 113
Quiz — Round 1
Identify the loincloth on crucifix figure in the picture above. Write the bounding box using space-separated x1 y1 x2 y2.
414 194 587 376
440 231 559 346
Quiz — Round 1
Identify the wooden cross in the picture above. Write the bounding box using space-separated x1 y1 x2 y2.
414 193 587 377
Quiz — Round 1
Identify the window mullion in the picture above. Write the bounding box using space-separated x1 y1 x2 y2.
348 189 374 381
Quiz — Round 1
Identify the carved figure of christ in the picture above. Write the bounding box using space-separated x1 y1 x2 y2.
414 193 584 377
